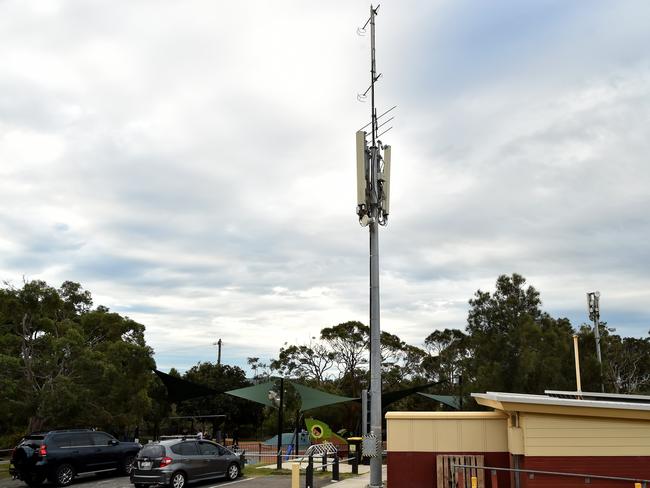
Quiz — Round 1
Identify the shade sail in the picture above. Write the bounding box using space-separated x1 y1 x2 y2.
379 381 441 408
225 380 279 408
154 369 221 403
291 382 358 412
417 392 461 410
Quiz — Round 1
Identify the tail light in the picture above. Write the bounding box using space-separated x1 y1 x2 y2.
159 457 172 467
39 445 47 456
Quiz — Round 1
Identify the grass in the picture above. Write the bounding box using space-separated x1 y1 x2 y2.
0 462 11 480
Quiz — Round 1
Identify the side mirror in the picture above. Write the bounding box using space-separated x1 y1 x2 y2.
109 439 119 446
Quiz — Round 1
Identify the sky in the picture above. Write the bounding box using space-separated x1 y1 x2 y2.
1 0 649 373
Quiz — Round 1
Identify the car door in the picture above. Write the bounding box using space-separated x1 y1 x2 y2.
69 433 96 473
197 441 222 478
90 432 119 470
170 441 202 479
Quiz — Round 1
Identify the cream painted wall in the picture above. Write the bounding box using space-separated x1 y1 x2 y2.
521 413 650 456
386 412 508 453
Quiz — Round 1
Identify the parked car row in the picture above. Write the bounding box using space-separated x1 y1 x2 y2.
9 429 244 487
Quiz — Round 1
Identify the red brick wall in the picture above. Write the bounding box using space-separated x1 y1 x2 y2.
520 456 650 488
387 451 510 488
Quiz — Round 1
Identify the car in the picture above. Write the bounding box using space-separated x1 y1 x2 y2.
130 438 244 488
9 429 141 487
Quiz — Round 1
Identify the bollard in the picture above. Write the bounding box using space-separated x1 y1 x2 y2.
471 475 477 488
333 455 340 481
305 455 314 488
491 469 498 488
291 463 300 488
352 451 359 475
322 452 327 472
456 469 465 488
634 484 641 488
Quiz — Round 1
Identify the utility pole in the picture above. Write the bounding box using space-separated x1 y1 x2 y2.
276 377 284 470
355 6 393 487
213 339 222 366
586 292 604 392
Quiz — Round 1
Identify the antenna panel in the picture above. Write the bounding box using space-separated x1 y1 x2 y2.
356 131 368 206
382 145 391 215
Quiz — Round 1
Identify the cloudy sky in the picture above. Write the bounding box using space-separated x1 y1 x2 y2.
1 0 649 373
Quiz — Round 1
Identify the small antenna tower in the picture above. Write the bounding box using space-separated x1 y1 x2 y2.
354 5 394 488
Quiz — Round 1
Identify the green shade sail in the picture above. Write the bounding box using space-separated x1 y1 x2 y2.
154 369 221 403
417 392 461 410
226 380 279 408
291 382 358 412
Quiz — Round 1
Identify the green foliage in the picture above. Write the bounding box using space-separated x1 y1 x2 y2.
465 274 576 394
0 279 155 439
178 362 263 438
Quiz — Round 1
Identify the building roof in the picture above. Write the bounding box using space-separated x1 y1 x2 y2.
472 391 650 420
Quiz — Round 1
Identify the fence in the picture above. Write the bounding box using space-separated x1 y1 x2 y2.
451 463 650 488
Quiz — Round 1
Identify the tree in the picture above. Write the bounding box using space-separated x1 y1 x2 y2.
422 329 469 388
179 363 263 438
466 274 575 394
270 343 336 383
0 279 155 440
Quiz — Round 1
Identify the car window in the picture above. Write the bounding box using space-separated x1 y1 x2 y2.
198 442 219 455
50 434 73 448
70 433 94 447
140 445 165 458
91 432 114 446
20 435 44 448
171 442 199 456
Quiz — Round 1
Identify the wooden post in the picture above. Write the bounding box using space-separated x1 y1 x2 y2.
291 463 300 488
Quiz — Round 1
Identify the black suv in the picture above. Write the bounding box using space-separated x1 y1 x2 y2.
10 429 141 486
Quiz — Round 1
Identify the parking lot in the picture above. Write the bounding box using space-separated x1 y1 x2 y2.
0 473 334 488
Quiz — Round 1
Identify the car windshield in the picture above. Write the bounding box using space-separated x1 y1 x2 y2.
139 445 165 458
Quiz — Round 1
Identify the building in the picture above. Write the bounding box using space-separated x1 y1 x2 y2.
386 390 650 488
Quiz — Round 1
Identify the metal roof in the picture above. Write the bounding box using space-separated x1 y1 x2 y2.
545 390 650 404
472 391 650 413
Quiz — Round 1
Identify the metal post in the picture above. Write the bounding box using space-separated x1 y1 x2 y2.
352 450 359 475
322 452 327 472
306 455 314 488
355 5 391 487
361 388 368 436
587 291 604 392
457 468 465 488
491 469 499 488
333 455 340 481
276 377 284 470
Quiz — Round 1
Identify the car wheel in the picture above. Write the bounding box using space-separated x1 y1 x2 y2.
169 471 186 488
24 472 46 487
226 463 240 481
120 455 135 475
54 464 75 487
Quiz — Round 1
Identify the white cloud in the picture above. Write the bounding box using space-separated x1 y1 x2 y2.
1 0 649 372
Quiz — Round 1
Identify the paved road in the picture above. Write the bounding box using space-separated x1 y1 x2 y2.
0 473 333 488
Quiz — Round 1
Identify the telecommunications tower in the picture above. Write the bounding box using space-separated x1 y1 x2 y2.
355 5 393 488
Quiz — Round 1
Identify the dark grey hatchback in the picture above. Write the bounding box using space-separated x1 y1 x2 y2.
130 439 244 488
